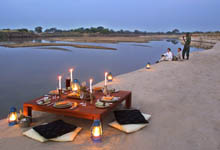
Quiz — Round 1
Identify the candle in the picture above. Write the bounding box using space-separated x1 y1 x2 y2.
58 75 62 90
69 68 74 82
105 72 108 86
90 79 93 93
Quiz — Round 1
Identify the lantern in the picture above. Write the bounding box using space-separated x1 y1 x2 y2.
91 120 102 142
146 62 151 69
72 79 80 92
8 107 18 126
107 72 113 82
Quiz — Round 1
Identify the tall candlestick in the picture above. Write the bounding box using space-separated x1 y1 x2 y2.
58 76 62 90
105 72 108 86
69 68 74 82
90 79 93 93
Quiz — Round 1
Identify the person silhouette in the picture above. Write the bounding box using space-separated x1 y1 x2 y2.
182 33 191 60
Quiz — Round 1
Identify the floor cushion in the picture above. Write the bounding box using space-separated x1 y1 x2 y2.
50 127 82 142
33 120 77 139
23 128 48 142
23 120 82 142
114 109 148 125
109 113 151 133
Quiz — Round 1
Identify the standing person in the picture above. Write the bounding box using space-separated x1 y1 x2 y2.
182 33 191 60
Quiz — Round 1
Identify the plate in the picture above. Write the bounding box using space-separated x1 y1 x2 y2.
93 87 103 92
100 96 120 102
53 101 73 109
36 98 51 105
95 101 110 109
109 89 120 93
49 90 59 95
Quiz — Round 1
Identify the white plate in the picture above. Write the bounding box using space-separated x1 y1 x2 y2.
101 97 120 102
53 101 72 109
95 102 110 109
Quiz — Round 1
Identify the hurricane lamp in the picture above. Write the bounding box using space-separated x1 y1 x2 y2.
107 72 113 82
146 62 151 69
91 120 102 142
72 79 80 92
8 107 18 126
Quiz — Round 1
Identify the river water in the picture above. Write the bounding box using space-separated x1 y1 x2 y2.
0 39 203 119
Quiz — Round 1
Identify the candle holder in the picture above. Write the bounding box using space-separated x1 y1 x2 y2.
58 89 63 101
90 93 94 104
58 89 62 96
103 85 108 96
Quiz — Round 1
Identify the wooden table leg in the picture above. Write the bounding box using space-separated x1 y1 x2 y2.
125 92 132 109
23 105 32 118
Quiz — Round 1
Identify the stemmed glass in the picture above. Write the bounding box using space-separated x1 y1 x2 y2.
80 92 86 106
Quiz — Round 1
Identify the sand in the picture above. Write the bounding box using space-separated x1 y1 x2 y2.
46 35 180 43
1 42 220 150
0 42 117 50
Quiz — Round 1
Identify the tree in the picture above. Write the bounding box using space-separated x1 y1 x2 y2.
172 29 180 34
44 27 57 33
35 26 42 33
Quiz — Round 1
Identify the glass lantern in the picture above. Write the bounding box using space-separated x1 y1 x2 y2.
72 79 80 92
146 62 151 69
91 120 102 142
8 107 18 126
107 72 113 82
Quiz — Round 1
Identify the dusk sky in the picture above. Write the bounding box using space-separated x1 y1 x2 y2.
0 0 220 32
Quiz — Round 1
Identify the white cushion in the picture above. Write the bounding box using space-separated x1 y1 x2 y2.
109 113 151 133
23 127 82 142
23 128 48 142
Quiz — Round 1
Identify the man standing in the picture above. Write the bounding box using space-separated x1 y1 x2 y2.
182 33 191 60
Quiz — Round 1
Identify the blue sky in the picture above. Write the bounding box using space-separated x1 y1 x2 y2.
0 0 219 32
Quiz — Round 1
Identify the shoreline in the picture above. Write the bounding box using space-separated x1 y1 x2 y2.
0 42 117 50
0 34 216 50
1 42 220 150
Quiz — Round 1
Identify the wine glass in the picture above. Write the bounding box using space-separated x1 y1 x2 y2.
80 92 86 106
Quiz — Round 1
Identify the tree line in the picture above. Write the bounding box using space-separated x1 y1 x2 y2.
1 26 220 35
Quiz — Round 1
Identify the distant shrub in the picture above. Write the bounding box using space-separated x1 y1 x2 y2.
17 28 29 32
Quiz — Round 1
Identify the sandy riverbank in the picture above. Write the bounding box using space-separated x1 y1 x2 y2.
179 33 220 49
0 42 117 50
46 35 180 43
0 42 220 150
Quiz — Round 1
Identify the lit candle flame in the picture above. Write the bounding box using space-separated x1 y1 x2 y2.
73 85 78 91
93 126 101 137
69 68 74 72
9 113 17 121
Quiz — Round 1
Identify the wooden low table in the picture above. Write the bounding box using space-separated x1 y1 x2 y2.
23 90 132 122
